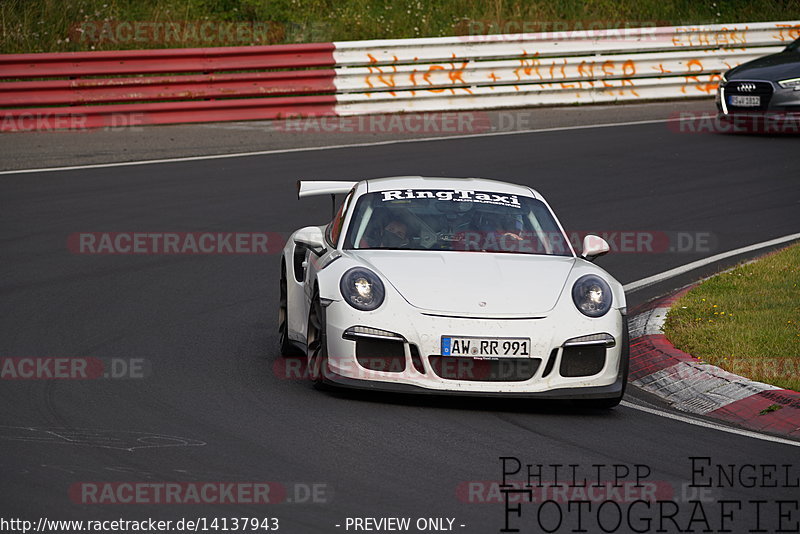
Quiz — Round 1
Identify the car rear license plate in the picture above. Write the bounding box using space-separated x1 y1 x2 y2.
441 336 530 358
729 95 760 107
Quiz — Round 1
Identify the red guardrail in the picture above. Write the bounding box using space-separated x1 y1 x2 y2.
0 70 337 107
0 43 335 77
0 44 337 131
4 96 338 130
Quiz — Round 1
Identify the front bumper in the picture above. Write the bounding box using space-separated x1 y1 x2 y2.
323 366 627 399
717 79 800 115
320 298 628 398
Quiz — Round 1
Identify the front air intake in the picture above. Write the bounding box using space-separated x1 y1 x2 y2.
559 345 606 377
355 338 406 373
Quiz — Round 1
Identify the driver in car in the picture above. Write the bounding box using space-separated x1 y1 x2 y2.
381 220 410 248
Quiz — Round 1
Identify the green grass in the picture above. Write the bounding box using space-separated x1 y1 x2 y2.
663 244 800 391
2 0 798 54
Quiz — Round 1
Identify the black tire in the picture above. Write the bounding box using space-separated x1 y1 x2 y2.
278 263 302 357
306 286 330 388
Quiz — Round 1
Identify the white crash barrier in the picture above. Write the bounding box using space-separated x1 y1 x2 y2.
331 21 799 113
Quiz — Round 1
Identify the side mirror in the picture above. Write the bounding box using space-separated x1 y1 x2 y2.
294 226 326 254
581 234 610 262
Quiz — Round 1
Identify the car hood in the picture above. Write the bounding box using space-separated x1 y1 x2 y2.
728 52 800 82
349 250 576 316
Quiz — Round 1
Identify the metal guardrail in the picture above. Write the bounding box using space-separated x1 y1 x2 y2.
332 21 798 114
1 21 798 131
0 44 339 129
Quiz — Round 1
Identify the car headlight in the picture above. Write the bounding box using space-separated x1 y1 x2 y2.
778 77 800 90
571 275 613 318
340 267 385 311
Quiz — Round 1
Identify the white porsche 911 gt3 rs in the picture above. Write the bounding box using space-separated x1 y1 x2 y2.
279 177 629 407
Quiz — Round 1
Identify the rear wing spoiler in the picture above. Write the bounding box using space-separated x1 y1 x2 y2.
297 180 357 199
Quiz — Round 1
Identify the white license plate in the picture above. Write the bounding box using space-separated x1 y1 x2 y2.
729 95 760 107
441 336 530 358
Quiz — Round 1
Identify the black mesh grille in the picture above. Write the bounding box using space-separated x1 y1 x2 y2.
725 80 773 111
559 345 606 377
355 338 406 373
428 356 540 381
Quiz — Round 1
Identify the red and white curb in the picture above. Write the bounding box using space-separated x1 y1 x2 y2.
628 286 800 439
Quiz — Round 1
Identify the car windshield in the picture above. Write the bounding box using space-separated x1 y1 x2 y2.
787 38 800 52
343 189 572 256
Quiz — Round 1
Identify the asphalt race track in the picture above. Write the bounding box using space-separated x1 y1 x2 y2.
1 121 799 533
